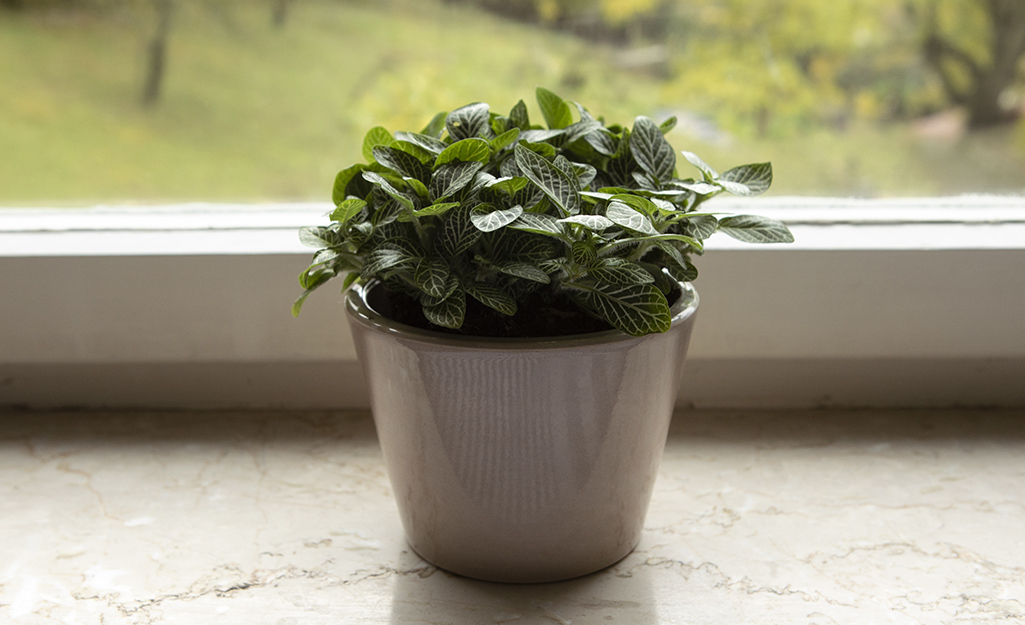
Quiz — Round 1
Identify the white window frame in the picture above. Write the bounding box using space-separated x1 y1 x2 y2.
2 197 1024 410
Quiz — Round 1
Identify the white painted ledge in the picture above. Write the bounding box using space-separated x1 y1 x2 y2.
1 197 1024 409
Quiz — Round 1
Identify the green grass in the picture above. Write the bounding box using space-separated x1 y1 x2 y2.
1 0 1022 205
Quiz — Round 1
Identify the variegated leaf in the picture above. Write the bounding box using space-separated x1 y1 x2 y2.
513 143 580 217
470 204 523 232
720 162 773 196
423 287 466 329
414 259 451 298
571 282 672 336
718 215 794 243
437 207 483 256
465 282 517 316
430 161 483 200
495 261 551 283
606 201 658 235
558 214 615 231
630 116 676 183
446 102 492 140
587 259 655 285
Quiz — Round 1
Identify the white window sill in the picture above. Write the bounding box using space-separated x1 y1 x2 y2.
2 197 1024 410
1 196 1024 256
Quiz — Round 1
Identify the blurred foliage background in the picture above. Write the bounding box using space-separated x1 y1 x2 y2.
1 0 1023 204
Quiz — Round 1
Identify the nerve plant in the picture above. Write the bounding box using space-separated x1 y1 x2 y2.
294 87 793 337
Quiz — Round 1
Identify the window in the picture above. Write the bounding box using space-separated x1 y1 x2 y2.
1 0 1023 409
1 0 1022 202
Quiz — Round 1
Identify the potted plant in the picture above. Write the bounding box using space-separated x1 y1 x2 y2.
294 88 792 583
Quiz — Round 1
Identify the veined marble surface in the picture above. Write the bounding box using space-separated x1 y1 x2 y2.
1 409 1023 624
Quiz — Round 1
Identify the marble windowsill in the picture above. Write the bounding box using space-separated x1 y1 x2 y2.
1 409 1023 624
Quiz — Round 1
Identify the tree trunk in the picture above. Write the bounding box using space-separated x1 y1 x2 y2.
141 0 173 107
272 0 288 28
924 0 1025 128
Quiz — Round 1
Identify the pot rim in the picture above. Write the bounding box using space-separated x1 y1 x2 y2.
344 280 699 350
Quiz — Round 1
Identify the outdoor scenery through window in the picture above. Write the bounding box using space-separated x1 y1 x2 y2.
1 0 1023 205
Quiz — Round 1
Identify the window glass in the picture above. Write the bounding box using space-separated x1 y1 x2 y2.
1 0 1022 205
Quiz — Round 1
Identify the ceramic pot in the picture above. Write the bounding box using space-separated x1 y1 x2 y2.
345 281 699 583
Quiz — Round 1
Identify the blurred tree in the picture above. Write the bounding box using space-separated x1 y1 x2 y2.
920 0 1025 127
272 0 288 28
141 0 173 106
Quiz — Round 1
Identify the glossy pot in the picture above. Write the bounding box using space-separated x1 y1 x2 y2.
345 282 698 583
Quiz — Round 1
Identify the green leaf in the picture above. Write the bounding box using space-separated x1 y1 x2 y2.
341 271 360 291
632 171 659 190
414 259 451 298
291 277 329 317
670 180 719 195
362 171 415 211
519 128 565 143
330 198 366 225
484 176 530 197
394 132 447 155
630 116 676 183
606 201 658 235
558 214 615 230
509 99 530 130
571 240 597 265
299 226 332 248
720 162 773 196
491 114 509 136
360 245 417 280
563 120 604 145
508 212 566 238
489 128 521 153
412 201 459 218
372 146 430 182
665 257 698 283
298 263 335 290
437 207 483 256
465 282 517 316
446 102 492 140
659 116 678 134
362 126 394 163
420 273 460 306
470 204 523 232
332 164 365 205
679 214 718 240
436 138 491 168
610 193 658 216
430 161 483 200
600 233 703 255
571 282 671 336
587 259 655 285
392 140 436 164
421 111 448 138
423 288 466 329
491 229 556 262
583 127 617 156
718 215 794 243
536 86 574 130
680 151 718 181
495 261 551 283
404 177 430 200
513 143 580 217
572 162 598 190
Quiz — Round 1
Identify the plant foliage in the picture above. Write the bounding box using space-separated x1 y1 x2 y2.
295 87 793 337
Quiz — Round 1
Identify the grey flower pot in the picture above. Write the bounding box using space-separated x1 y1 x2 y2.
345 281 699 583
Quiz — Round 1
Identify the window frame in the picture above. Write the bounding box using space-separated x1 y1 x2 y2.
2 198 1024 410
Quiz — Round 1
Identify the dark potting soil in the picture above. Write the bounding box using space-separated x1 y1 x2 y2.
377 284 681 338
382 288 613 338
